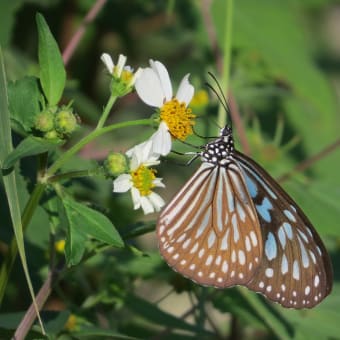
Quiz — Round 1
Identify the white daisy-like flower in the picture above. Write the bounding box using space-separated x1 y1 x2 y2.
135 60 195 156
101 53 142 96
113 140 165 215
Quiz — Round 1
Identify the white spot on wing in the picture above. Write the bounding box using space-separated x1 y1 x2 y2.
205 255 213 266
190 242 199 254
281 254 288 274
293 260 300 280
220 229 230 250
208 231 216 248
183 238 191 249
222 261 228 273
250 231 258 247
265 268 274 278
238 250 245 265
245 236 251 252
232 214 239 242
265 232 277 260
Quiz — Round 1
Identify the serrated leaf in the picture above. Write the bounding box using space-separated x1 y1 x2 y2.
8 76 41 133
36 13 66 105
3 136 62 169
63 198 124 266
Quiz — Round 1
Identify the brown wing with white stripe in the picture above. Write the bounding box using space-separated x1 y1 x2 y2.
157 162 263 288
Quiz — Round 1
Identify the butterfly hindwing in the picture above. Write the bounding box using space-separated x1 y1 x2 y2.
236 151 333 308
158 162 263 287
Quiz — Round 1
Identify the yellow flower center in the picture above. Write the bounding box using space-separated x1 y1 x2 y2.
160 98 195 141
131 165 156 196
114 66 133 83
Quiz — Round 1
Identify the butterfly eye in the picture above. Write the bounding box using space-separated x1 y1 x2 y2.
157 127 333 309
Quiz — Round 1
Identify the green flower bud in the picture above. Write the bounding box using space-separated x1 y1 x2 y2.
54 109 78 134
104 152 129 177
44 130 59 140
34 110 55 132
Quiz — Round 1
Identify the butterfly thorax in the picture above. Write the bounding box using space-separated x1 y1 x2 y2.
201 126 234 167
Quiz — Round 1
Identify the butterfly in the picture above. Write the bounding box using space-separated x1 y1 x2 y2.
157 124 333 308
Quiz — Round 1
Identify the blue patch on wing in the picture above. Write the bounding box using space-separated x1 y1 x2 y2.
256 197 273 222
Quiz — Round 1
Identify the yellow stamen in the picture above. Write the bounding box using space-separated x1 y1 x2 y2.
131 165 156 196
121 69 133 83
160 98 196 141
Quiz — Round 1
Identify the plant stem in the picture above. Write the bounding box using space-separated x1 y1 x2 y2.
47 118 153 176
217 0 233 129
48 169 96 183
0 119 152 304
96 94 117 129
14 269 55 340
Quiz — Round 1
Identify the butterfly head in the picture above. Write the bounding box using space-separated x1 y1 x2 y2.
201 125 234 167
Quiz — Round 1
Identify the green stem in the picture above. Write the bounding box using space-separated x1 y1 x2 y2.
217 0 233 128
47 118 153 176
96 94 118 129
48 169 96 183
0 183 45 305
0 118 152 304
236 287 290 340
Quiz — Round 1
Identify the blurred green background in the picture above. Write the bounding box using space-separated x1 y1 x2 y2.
0 0 340 339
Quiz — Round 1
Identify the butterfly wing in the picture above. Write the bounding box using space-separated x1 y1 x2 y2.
235 151 333 308
157 162 263 288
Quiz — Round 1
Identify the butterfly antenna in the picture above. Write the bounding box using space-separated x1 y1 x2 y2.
206 72 233 129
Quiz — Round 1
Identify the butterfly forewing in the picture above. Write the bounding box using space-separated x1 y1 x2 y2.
236 152 333 308
158 162 263 287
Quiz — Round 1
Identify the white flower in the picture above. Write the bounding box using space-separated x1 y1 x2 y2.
135 60 195 156
100 53 142 91
113 140 165 215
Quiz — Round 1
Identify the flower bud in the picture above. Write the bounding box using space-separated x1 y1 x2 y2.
104 152 129 177
54 109 78 135
34 109 55 132
44 129 59 140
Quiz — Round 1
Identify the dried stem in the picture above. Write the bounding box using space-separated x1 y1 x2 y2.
278 138 340 183
62 0 107 65
13 270 55 340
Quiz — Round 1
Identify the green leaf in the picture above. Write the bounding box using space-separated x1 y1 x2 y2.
36 13 66 106
125 294 214 336
3 136 62 169
8 76 41 133
0 47 45 331
73 328 139 339
284 179 340 237
63 198 124 266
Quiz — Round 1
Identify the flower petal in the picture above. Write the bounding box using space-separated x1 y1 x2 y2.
139 196 155 214
153 177 165 188
135 68 165 107
101 53 114 74
176 74 194 106
113 174 132 192
127 140 160 170
131 187 141 209
150 122 172 156
115 54 127 77
148 192 165 212
150 60 173 101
